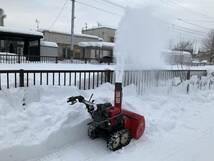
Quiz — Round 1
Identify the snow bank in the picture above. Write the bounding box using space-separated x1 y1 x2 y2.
0 86 89 161
1 80 214 161
0 63 114 70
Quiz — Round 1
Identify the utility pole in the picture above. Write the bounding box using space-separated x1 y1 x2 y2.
35 19 39 30
71 0 75 59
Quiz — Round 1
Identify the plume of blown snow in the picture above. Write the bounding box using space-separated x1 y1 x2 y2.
115 4 173 77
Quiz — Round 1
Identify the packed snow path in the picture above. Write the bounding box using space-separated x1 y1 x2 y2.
0 84 214 161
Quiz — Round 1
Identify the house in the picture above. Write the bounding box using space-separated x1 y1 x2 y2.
82 26 116 42
196 50 214 64
40 29 103 59
0 26 43 60
81 26 116 62
163 50 192 65
40 41 58 57
78 41 114 63
0 8 6 26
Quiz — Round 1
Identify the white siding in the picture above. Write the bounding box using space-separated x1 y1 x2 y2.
40 46 58 57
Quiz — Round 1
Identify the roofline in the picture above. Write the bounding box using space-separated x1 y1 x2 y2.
82 26 116 32
0 26 43 37
0 31 43 40
40 29 103 40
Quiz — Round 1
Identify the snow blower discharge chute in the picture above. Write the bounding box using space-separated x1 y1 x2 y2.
67 82 145 151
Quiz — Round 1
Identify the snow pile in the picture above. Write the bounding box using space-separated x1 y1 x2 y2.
0 86 87 161
115 4 172 71
0 63 113 70
0 81 214 161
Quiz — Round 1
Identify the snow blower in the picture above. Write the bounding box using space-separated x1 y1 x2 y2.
67 82 145 151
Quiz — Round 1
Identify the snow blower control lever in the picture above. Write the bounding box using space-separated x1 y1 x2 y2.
67 95 95 115
67 82 145 151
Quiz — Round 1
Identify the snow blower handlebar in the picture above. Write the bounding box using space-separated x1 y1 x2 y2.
67 96 85 105
67 95 95 115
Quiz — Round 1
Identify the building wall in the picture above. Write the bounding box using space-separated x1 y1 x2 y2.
42 31 101 58
40 46 58 57
82 27 116 42
82 27 115 58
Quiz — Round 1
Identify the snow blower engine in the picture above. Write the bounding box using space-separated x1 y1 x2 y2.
67 83 145 151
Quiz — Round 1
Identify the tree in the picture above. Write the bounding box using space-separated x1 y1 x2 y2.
173 40 194 54
202 30 214 63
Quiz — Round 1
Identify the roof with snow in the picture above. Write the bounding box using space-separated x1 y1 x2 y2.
82 26 116 31
78 41 114 49
162 50 192 56
39 29 103 40
41 41 58 48
0 26 43 37
0 52 16 56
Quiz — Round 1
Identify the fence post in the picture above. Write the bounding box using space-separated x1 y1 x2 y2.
106 70 111 83
155 71 160 87
187 70 191 80
6 54 8 64
18 55 21 64
55 57 58 64
186 70 191 94
19 69 24 87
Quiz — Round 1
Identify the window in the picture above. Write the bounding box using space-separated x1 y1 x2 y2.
110 37 115 42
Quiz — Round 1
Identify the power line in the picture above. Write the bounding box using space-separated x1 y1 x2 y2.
168 0 214 20
161 0 214 31
157 1 212 37
174 29 205 39
76 0 123 16
48 0 69 30
175 26 207 35
91 0 125 11
158 19 207 39
178 18 214 23
159 18 208 34
173 27 206 38
177 18 213 30
99 0 126 9
172 24 207 38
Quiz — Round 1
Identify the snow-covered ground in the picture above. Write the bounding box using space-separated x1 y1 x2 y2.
1 63 214 71
0 79 214 161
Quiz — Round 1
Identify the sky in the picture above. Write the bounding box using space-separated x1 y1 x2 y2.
1 0 214 47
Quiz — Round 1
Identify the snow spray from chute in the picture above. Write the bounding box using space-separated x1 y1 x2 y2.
115 4 172 82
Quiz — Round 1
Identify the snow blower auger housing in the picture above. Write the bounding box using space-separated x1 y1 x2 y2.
67 83 145 151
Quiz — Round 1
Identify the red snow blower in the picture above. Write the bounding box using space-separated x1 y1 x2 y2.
67 82 145 151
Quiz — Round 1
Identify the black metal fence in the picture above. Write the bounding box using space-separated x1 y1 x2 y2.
0 54 59 64
0 69 207 93
0 54 109 64
122 70 207 94
0 69 114 90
